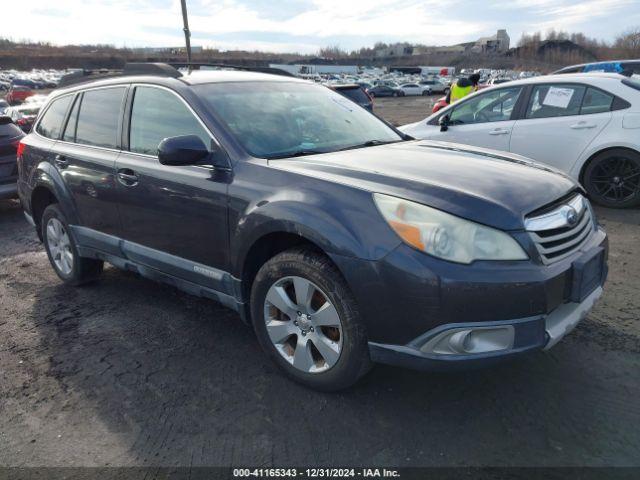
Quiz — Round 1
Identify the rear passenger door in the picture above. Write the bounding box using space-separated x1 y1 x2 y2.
115 85 230 275
54 86 126 236
510 83 612 173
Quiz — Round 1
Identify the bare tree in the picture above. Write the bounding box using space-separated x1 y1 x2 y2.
614 27 640 57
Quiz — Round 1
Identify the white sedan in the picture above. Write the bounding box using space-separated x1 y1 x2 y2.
399 83 431 96
400 73 640 208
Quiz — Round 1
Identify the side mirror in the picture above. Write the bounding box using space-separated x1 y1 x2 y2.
439 115 450 132
158 135 217 167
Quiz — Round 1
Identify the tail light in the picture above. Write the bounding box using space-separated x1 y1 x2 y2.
16 118 28 126
16 140 25 158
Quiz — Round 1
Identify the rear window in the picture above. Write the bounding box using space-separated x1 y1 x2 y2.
337 87 369 105
72 87 125 149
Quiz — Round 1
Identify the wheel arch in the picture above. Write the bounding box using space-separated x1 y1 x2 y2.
30 161 79 234
238 230 336 305
579 146 640 185
31 185 58 238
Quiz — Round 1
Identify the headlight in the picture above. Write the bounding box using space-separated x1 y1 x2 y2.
373 193 528 264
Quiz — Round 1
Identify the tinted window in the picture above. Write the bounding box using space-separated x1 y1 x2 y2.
75 87 125 148
338 87 369 105
525 84 585 119
36 95 73 139
580 88 613 115
450 87 522 125
62 95 80 142
129 87 211 156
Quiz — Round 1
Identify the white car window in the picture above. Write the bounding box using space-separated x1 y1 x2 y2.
580 88 614 115
449 87 522 125
525 84 585 119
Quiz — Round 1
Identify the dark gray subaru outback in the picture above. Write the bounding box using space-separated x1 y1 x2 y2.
17 64 608 390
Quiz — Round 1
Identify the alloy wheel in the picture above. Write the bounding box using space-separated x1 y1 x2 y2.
46 217 74 275
590 156 640 204
263 276 343 373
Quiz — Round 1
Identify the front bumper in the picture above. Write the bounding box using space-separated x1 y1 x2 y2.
330 226 607 370
369 286 603 371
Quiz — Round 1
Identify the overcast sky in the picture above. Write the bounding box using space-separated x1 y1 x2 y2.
7 0 640 53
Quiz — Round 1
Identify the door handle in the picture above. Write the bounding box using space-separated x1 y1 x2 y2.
488 128 510 135
117 169 139 186
54 154 68 169
570 122 597 129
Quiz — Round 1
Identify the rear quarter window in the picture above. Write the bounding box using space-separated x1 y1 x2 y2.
36 95 73 139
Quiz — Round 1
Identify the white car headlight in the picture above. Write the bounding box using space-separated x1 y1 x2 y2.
373 193 528 264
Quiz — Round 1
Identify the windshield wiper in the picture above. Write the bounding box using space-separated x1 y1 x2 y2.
267 149 326 160
336 139 404 152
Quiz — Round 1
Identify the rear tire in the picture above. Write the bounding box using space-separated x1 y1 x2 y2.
42 204 103 285
583 149 640 208
250 248 371 391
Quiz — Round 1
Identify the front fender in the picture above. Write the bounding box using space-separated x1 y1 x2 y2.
230 189 401 277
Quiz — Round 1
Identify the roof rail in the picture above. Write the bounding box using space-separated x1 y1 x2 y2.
168 62 295 77
57 63 183 89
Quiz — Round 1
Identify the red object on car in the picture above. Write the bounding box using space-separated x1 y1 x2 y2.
432 96 448 113
5 86 34 105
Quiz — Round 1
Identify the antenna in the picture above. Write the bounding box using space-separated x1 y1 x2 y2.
180 0 192 73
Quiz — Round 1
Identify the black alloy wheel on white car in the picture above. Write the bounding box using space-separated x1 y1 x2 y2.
584 149 640 208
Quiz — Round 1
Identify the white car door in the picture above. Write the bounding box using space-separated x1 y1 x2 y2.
510 83 613 173
408 86 524 152
402 84 421 96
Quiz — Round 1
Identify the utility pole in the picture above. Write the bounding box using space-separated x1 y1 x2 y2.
180 0 192 72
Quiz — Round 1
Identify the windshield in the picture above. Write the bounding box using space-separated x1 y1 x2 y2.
194 81 402 159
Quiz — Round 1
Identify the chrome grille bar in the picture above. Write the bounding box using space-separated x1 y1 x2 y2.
525 194 595 264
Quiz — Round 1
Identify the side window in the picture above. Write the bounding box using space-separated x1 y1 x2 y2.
525 84 585 119
62 95 81 143
75 87 125 149
580 88 614 115
449 87 522 125
36 95 73 139
129 86 211 156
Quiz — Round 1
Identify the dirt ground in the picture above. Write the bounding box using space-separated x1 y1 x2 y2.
1 97 639 469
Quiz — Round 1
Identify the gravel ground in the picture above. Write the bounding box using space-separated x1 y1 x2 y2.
1 97 639 469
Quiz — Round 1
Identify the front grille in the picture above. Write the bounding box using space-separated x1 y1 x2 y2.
525 194 595 264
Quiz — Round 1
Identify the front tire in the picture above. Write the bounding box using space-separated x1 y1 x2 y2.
42 204 104 285
250 248 371 391
583 149 640 208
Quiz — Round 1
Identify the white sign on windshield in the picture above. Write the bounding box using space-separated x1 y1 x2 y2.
542 87 574 109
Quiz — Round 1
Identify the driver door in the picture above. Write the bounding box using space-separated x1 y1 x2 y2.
426 86 524 152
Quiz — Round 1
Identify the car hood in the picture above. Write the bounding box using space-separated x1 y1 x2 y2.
270 140 578 231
